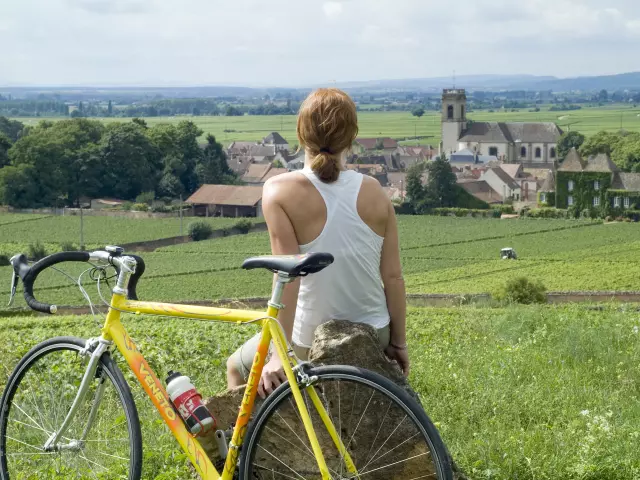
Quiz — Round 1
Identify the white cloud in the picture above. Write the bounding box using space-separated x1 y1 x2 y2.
322 1 343 18
0 0 639 86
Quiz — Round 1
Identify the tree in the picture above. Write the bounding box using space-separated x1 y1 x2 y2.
99 122 160 200
272 159 284 168
225 105 242 116
610 132 640 172
598 89 608 102
0 132 11 168
107 100 113 116
0 164 41 208
0 117 24 142
425 156 458 207
557 131 585 160
579 131 621 158
196 134 237 185
411 107 425 118
405 162 428 212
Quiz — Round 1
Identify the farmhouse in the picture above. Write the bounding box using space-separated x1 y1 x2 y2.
540 148 640 209
241 164 287 185
186 185 263 218
353 137 398 155
262 132 290 152
441 89 562 164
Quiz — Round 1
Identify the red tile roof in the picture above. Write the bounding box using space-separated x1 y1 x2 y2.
186 185 263 206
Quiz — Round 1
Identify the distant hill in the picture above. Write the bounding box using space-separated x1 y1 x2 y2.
335 72 640 93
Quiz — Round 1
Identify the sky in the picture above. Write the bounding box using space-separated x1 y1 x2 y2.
1 0 640 87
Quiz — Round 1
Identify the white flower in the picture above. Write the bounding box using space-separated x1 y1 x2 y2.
633 326 639 334
580 410 590 416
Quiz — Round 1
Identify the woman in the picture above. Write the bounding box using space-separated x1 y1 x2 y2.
227 88 408 398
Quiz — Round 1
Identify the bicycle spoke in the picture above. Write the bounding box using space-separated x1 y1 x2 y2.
360 415 408 472
363 399 393 467
254 464 301 480
344 389 375 452
257 445 308 480
358 452 431 477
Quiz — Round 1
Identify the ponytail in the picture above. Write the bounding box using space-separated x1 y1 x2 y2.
311 151 340 183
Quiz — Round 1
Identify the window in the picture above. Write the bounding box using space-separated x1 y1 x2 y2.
520 146 527 157
488 146 498 156
594 180 600 190
540 193 546 203
624 197 631 209
550 147 557 158
593 196 600 207
461 105 465 118
568 180 574 192
568 195 574 206
447 105 454 120
535 147 542 158
614 196 621 207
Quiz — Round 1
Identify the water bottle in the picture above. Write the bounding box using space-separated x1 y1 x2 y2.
166 371 216 435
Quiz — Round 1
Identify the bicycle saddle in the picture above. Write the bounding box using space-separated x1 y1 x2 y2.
242 252 334 276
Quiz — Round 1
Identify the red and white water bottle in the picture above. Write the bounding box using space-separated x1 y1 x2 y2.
166 371 216 435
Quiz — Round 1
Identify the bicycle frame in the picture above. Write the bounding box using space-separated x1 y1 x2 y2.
88 281 358 479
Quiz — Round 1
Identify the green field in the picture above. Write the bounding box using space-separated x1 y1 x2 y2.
1 305 639 479
2 215 640 312
0 213 242 257
10 104 640 146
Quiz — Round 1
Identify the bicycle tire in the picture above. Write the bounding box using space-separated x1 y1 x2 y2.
0 336 143 480
239 365 453 480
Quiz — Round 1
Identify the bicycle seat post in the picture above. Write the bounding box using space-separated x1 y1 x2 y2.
269 272 293 311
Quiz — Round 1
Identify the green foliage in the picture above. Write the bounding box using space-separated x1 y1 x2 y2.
27 241 47 260
0 255 9 267
432 208 493 217
555 171 611 210
131 203 149 212
272 159 284 168
135 191 155 205
150 204 171 213
0 132 11 168
0 116 24 142
234 218 253 234
579 130 621 157
196 134 237 186
188 221 213 241
454 185 490 210
59 241 77 252
425 157 458 207
411 107 425 118
495 277 547 304
526 208 567 219
557 131 585 160
537 191 555 207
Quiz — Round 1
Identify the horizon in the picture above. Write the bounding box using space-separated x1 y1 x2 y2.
2 0 640 86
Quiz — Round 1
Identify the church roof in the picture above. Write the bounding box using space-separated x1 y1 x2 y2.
503 123 563 144
584 153 619 172
458 122 562 144
539 170 556 192
611 172 640 192
557 148 585 172
263 132 289 145
459 122 511 143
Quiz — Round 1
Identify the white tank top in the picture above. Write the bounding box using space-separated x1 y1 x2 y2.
292 168 390 347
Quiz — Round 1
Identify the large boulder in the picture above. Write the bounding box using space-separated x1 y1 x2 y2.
202 320 465 479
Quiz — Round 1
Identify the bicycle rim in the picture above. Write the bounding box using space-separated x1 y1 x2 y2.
240 366 452 480
0 338 139 480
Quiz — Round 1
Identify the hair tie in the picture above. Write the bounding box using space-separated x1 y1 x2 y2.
319 147 332 154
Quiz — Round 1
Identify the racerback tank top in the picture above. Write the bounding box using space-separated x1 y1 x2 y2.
293 168 390 348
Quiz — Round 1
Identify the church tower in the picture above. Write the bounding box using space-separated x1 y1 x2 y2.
441 89 467 155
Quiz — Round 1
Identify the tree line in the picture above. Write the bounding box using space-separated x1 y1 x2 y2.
0 117 237 208
557 130 640 172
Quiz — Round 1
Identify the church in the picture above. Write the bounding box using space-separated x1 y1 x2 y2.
441 89 563 165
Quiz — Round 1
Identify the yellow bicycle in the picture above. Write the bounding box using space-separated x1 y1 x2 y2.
0 246 452 480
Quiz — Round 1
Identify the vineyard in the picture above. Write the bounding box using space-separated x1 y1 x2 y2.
0 213 240 257
1 304 639 479
1 215 639 312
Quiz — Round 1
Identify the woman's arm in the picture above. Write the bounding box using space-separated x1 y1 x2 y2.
259 178 301 396
380 201 409 375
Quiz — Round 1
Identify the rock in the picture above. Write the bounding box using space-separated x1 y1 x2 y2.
202 320 466 480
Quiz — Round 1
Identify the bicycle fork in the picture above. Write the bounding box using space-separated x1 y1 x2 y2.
43 337 112 452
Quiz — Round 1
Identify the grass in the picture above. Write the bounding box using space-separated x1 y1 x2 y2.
1 304 639 479
0 213 244 257
2 216 640 312
10 104 640 146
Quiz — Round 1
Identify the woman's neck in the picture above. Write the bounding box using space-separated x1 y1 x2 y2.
303 149 348 170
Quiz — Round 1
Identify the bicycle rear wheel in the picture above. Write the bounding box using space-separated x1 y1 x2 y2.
0 336 142 480
239 365 452 480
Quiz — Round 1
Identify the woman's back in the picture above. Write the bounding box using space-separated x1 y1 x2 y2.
271 167 390 347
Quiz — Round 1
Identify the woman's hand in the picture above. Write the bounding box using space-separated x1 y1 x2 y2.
385 344 410 377
258 355 287 399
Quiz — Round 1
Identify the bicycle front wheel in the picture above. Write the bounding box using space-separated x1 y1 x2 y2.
239 365 452 480
0 336 142 480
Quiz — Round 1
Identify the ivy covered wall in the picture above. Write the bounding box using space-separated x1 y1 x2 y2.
555 171 612 210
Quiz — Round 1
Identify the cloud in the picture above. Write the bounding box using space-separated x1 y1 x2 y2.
0 0 640 86
322 1 343 18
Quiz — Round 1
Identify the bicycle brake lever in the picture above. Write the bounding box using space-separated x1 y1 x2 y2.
7 270 18 307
